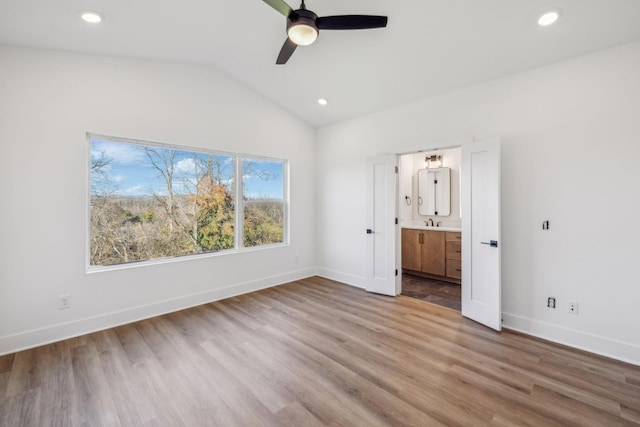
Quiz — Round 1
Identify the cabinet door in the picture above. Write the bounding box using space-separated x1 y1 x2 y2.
401 229 422 271
421 230 446 275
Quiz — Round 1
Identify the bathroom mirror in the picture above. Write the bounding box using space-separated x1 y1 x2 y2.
418 168 451 216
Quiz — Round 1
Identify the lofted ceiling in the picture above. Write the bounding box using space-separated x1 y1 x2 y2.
1 0 640 127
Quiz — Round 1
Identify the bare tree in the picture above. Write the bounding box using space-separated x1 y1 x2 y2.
90 150 113 196
143 147 176 232
142 147 199 249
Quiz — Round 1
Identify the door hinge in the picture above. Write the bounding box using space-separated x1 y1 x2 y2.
395 269 398 276
395 166 398 173
395 218 398 225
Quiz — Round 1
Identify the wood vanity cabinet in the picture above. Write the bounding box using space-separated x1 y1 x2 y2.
402 228 461 284
401 229 445 276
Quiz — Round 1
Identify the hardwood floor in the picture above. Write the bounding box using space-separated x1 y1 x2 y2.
401 273 461 311
1 276 639 426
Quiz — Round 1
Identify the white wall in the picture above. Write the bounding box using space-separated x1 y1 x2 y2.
0 46 316 355
316 41 640 365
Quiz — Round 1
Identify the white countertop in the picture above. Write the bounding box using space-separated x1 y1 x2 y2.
401 225 461 232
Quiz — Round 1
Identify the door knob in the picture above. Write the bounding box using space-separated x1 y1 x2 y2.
480 240 498 248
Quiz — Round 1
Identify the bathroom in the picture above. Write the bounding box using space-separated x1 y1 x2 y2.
398 147 462 310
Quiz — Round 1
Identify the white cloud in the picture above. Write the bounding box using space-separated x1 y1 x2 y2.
91 139 145 164
175 158 196 175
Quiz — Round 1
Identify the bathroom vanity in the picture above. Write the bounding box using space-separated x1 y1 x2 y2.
401 227 461 284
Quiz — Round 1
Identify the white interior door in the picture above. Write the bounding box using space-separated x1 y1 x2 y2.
461 139 502 330
365 155 398 296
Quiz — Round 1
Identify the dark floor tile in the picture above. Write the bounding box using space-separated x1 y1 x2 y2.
401 273 460 311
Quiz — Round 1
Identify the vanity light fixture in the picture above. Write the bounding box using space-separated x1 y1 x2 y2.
81 11 103 23
425 154 442 168
538 9 561 27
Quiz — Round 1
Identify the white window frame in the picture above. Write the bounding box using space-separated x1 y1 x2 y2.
237 156 289 251
86 133 289 272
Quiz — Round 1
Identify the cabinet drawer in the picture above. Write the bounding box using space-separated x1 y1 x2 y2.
446 259 462 279
446 241 462 260
445 232 461 242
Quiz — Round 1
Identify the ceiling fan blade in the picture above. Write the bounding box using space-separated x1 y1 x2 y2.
276 38 297 64
317 15 388 30
262 0 293 17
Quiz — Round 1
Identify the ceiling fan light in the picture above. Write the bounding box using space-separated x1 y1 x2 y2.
288 23 318 46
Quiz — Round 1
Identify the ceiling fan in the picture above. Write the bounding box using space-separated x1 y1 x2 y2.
262 0 388 64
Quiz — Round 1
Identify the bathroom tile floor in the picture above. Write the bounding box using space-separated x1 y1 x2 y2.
401 273 461 311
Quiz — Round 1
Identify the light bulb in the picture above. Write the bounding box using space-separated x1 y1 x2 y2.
288 24 318 46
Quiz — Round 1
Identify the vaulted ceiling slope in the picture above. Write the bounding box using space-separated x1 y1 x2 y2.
2 0 640 127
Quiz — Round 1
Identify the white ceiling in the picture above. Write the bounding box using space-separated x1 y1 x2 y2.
2 0 640 127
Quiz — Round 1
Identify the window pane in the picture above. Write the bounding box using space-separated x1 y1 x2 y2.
244 203 284 247
242 158 285 247
89 138 235 266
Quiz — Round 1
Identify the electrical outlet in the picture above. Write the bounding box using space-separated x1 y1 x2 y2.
568 301 578 314
547 297 556 308
58 294 71 310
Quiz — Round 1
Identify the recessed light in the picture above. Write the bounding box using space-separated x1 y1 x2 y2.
81 11 103 24
317 98 328 106
538 10 560 27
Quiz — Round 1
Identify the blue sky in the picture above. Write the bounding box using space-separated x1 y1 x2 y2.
90 139 284 199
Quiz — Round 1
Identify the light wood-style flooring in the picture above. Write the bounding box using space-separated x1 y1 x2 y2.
1 276 639 426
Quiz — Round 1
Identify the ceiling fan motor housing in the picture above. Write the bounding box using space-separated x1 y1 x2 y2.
264 0 388 63
287 9 319 45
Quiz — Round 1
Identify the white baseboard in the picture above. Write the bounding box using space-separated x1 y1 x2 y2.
502 312 640 366
316 268 366 289
0 268 317 356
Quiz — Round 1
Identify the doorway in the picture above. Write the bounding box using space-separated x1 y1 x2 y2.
365 138 501 330
398 147 463 311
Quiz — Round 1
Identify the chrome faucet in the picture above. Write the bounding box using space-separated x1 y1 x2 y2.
426 218 434 227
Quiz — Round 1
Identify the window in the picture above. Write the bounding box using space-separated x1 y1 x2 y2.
88 135 288 269
242 158 286 248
